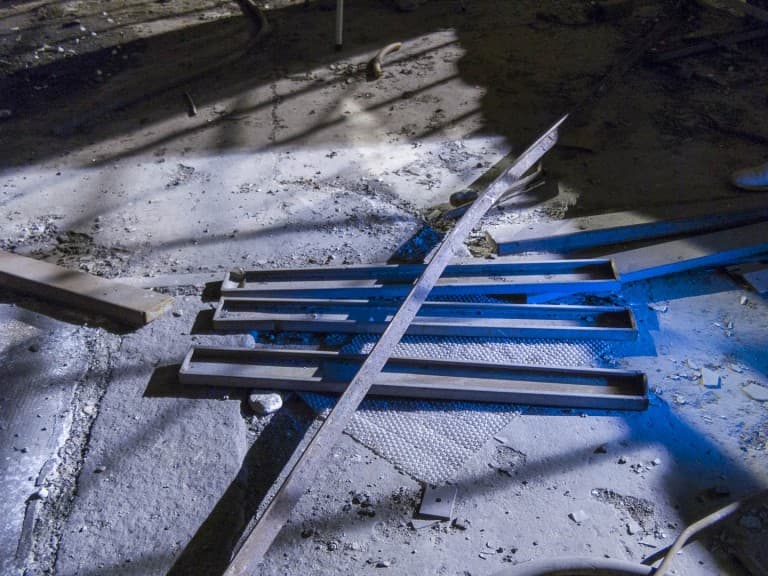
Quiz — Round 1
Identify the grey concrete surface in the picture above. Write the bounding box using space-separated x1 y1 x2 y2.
1 0 767 575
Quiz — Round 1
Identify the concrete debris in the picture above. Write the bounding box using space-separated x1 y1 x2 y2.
568 510 589 523
700 367 721 389
742 382 768 402
418 484 457 520
248 391 283 415
627 519 643 535
29 487 49 501
452 518 469 530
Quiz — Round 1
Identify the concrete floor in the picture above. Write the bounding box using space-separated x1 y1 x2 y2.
1 0 767 574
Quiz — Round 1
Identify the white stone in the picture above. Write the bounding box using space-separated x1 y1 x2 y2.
248 391 283 415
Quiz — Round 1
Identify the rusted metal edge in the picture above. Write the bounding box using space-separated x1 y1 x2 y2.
222 115 567 575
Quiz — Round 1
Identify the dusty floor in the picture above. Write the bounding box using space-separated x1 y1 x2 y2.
1 0 768 575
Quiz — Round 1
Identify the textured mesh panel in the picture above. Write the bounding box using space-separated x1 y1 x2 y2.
302 326 612 484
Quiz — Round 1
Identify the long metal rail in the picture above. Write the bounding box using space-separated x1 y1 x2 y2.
223 116 567 575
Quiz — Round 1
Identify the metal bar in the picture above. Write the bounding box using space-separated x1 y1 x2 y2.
179 346 648 410
221 259 620 299
222 116 567 575
335 0 344 50
213 298 638 340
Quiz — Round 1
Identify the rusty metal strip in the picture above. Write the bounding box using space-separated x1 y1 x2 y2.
222 116 567 575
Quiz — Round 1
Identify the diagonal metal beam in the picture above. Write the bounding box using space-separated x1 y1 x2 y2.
223 115 567 575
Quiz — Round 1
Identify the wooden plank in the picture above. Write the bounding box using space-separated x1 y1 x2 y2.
221 259 621 298
213 298 638 340
487 197 768 255
0 251 173 326
179 346 648 411
611 222 768 282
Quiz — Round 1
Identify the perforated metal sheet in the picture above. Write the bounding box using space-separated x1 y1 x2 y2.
302 328 612 484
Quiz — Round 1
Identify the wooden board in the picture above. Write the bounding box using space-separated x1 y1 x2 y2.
488 197 768 255
213 298 638 340
179 346 648 411
610 222 768 282
0 251 173 326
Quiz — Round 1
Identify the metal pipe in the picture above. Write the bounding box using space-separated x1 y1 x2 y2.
335 0 344 50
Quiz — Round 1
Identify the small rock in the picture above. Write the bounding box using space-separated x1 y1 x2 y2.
651 458 661 466
248 391 283 415
618 455 628 464
700 367 721 389
94 466 106 473
375 560 391 568
30 487 49 500
301 527 315 538
569 510 589 523
172 310 183 317
740 295 748 305
626 520 642 535
593 444 608 454
452 518 469 530
742 382 768 402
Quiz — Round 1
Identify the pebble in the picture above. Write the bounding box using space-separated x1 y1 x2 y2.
618 455 628 464
742 383 768 402
626 519 642 535
94 466 107 474
248 391 283 415
651 458 661 466
452 518 469 530
30 487 49 500
376 560 390 568
569 510 589 523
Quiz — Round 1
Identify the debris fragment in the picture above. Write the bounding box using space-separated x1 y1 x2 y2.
367 42 402 80
29 487 49 501
409 518 439 530
742 382 768 402
627 519 642 535
700 367 721 389
183 91 197 117
418 485 457 520
648 303 668 313
248 391 282 414
569 510 589 523
452 518 469 530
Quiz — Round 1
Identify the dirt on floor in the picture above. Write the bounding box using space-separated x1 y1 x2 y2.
1 0 767 575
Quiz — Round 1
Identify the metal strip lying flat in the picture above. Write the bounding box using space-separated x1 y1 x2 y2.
610 222 768 282
488 198 768 256
213 298 638 340
220 259 620 298
221 116 568 575
179 346 648 411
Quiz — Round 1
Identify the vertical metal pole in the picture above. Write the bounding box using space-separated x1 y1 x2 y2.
335 0 344 50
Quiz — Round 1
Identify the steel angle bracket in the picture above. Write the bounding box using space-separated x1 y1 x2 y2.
222 116 568 576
